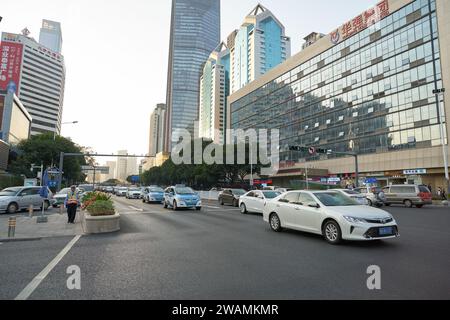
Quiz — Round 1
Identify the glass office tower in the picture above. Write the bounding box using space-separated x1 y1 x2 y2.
229 0 450 188
165 0 221 151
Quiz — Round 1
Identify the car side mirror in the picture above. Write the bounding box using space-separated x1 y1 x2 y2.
308 202 320 208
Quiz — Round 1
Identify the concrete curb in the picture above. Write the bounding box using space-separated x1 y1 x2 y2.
0 237 42 242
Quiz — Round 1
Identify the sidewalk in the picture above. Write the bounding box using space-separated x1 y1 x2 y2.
0 210 84 241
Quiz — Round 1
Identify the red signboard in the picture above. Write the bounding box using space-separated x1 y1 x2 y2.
0 41 24 94
330 0 390 44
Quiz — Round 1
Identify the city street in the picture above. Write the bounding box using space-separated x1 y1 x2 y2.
0 196 449 300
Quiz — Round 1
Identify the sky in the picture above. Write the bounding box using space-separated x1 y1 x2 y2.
0 0 376 164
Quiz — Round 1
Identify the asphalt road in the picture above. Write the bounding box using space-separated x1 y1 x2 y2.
0 196 449 300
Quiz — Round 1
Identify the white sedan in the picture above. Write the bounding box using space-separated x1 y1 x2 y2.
239 190 281 214
263 190 399 244
334 189 368 205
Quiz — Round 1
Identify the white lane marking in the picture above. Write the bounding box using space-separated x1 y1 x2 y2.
204 206 221 209
15 235 82 300
128 206 144 212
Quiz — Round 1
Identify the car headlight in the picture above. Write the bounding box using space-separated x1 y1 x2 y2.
343 216 366 223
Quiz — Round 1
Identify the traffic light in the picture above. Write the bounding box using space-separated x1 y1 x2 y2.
288 146 309 152
288 146 329 155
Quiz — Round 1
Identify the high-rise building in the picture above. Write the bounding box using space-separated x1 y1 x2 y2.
149 104 166 156
0 30 66 136
199 43 230 143
164 0 221 152
229 4 291 94
104 161 117 181
116 150 128 182
229 0 450 191
39 20 63 54
126 157 138 178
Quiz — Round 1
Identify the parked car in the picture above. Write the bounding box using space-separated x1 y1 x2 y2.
239 190 281 214
263 190 399 244
105 186 114 193
142 186 165 203
115 187 128 197
163 186 202 210
53 187 83 207
218 189 246 207
126 187 142 199
354 186 385 207
382 184 432 208
0 186 54 214
335 189 368 205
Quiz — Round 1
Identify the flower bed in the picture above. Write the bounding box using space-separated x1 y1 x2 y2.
82 192 115 216
81 192 120 234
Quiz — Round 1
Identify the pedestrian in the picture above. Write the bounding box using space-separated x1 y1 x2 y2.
65 185 79 224
427 184 432 194
437 187 442 199
442 188 447 201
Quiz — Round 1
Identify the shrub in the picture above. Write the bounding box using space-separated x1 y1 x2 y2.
86 200 115 216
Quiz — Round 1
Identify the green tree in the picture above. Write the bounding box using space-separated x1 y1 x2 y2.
8 133 89 185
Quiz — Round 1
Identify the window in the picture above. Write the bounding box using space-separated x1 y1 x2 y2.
280 192 300 203
298 193 316 205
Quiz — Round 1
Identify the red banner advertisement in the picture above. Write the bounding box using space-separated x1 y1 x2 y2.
0 41 24 94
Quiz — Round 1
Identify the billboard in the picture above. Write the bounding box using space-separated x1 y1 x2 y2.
329 0 390 45
0 41 24 94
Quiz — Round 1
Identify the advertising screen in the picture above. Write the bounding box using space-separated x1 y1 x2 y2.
0 41 24 94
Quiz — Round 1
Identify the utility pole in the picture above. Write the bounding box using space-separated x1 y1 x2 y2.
433 88 449 198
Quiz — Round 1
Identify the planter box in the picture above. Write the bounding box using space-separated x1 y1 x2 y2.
83 212 120 234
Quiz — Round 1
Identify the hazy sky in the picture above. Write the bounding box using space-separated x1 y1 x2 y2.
0 0 376 164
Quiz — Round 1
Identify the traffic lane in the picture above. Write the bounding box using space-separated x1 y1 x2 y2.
30 200 450 299
0 236 75 299
127 200 450 299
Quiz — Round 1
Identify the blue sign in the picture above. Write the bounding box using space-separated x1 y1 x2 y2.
131 175 140 183
365 178 378 184
6 80 17 94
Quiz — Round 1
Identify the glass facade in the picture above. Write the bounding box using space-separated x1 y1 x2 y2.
231 0 446 163
165 0 221 150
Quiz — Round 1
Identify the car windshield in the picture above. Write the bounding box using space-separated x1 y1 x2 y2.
262 191 281 199
314 192 359 206
0 188 21 196
149 188 164 192
419 186 430 193
343 190 360 195
175 187 195 195
231 189 246 195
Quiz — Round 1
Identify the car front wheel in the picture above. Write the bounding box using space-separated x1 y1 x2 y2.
163 201 168 209
7 203 18 214
269 213 282 232
323 220 342 245
173 201 178 211
367 199 373 206
240 203 247 214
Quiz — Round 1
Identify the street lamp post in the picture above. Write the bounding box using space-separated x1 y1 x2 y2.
53 121 79 140
432 88 449 199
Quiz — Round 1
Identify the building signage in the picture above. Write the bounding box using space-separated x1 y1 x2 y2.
330 0 390 45
0 41 23 94
403 169 427 175
327 177 341 183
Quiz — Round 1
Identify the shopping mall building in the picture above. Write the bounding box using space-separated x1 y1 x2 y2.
228 0 449 190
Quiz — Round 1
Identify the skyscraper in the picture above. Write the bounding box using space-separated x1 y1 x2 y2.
148 103 166 157
199 42 230 144
1 30 65 136
39 20 63 53
164 0 221 152
229 4 291 94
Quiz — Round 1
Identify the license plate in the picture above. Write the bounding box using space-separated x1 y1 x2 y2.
379 227 394 236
